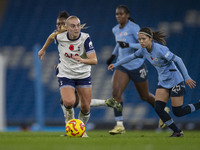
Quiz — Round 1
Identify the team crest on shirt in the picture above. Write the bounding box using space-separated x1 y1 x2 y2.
124 32 128 36
150 56 158 61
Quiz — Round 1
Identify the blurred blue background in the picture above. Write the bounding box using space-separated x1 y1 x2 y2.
0 0 200 130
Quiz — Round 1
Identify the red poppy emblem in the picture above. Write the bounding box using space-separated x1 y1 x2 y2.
151 56 153 60
69 45 74 51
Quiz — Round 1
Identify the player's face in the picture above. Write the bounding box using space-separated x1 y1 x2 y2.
56 18 66 31
115 8 129 25
67 18 81 40
138 33 152 50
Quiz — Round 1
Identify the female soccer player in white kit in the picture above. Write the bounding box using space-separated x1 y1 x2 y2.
38 16 97 137
39 12 121 132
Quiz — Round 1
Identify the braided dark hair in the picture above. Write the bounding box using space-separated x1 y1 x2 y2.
117 5 135 23
57 11 70 19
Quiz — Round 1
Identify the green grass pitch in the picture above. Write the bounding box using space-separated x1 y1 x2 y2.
0 130 200 150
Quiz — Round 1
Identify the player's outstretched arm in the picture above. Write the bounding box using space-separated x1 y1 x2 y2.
38 26 68 60
38 33 55 60
117 41 141 49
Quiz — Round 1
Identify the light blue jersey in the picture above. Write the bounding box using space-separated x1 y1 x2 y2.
114 42 191 89
112 20 145 70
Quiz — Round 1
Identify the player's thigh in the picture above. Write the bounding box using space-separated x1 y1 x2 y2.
58 77 76 105
60 87 76 105
155 88 170 103
170 81 185 107
171 96 184 107
75 76 92 106
134 80 151 98
76 87 92 111
112 69 130 94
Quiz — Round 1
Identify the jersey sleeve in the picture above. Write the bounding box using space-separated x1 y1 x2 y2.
112 44 119 56
128 24 141 49
113 48 143 67
173 55 191 80
132 24 140 42
160 46 174 61
113 53 136 68
129 43 141 49
84 36 95 54
134 48 144 58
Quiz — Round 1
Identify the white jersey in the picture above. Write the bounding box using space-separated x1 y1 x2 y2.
56 31 95 79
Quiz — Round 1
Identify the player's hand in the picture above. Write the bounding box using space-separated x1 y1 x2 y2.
38 49 46 60
108 64 115 71
54 64 58 71
185 78 196 89
106 55 115 65
117 41 129 48
72 56 83 63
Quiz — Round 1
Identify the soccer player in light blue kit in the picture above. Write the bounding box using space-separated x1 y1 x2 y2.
108 27 200 137
106 5 156 134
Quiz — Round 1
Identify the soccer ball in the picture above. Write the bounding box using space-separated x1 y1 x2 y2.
65 119 85 137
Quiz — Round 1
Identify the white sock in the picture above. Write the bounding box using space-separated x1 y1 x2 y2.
116 121 124 127
66 107 74 114
60 103 74 116
78 111 90 125
60 103 67 117
90 99 106 107
76 99 106 108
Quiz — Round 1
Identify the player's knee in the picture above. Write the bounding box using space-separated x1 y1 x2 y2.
80 102 90 113
154 101 165 114
172 106 183 117
154 104 162 114
140 95 149 101
62 99 75 108
139 92 154 101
